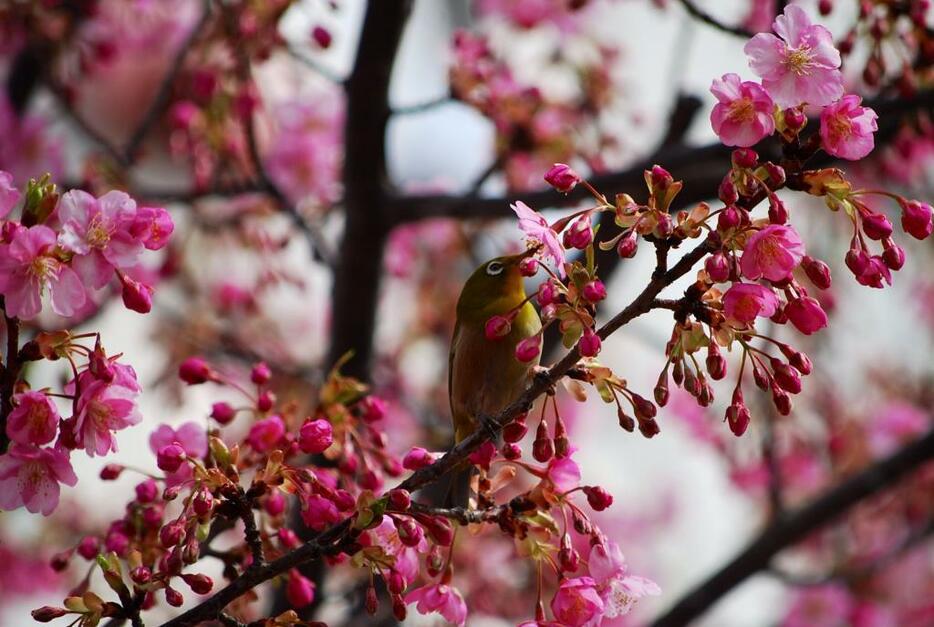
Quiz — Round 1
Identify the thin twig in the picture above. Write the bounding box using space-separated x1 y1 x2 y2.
286 46 345 84
677 0 754 38
408 502 506 524
392 94 452 115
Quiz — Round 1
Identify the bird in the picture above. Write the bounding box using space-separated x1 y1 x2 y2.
445 248 542 507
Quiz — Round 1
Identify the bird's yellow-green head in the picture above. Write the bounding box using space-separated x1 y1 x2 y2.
456 248 537 323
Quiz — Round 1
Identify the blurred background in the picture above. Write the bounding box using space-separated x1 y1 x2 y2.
0 0 932 625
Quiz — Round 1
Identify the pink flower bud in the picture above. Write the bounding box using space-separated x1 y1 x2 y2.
265 491 286 516
388 489 411 511
544 163 582 193
533 421 554 463
157 444 186 472
136 479 159 503
616 230 638 258
582 280 606 302
768 195 788 224
718 205 741 231
359 396 387 422
882 241 905 270
485 315 512 340
178 357 212 385
250 361 271 384
502 442 522 459
771 359 802 394
210 401 236 424
193 489 213 516
131 566 151 584
649 165 673 191
503 417 528 443
387 570 406 595
783 108 806 131
365 585 379 614
287 570 316 608
862 212 893 240
785 296 828 335
182 573 213 595
654 212 674 239
423 516 454 546
165 587 184 608
637 416 660 438
537 280 560 305
726 402 750 436
632 394 657 419
396 518 424 547
578 329 601 357
899 199 933 240
845 247 871 276
705 252 730 282
311 25 332 48
706 343 727 380
77 536 100 560
732 148 758 168
257 390 275 412
771 385 792 415
159 522 185 548
802 255 832 289
278 528 298 548
515 334 542 363
468 440 497 470
583 486 613 511
169 101 200 130
121 275 153 314
764 163 786 187
403 447 435 470
563 215 593 250
718 176 738 205
100 463 124 480
519 257 538 277
299 419 333 454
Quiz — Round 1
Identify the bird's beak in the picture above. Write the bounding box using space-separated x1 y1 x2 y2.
518 243 541 260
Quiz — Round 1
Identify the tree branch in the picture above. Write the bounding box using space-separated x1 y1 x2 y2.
677 0 754 38
650 428 934 627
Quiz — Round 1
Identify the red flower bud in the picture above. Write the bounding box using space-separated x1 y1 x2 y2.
182 573 213 595
257 390 275 412
501 442 522 460
299 419 334 454
311 25 332 48
136 479 158 503
286 569 316 608
802 255 832 289
862 212 893 240
178 357 212 385
768 195 788 224
160 522 185 548
899 199 933 240
882 241 905 270
771 359 802 394
131 566 151 585
705 252 730 283
732 148 758 169
617 408 635 432
563 215 593 250
579 329 602 357
120 275 153 313
250 361 271 384
726 402 750 436
165 587 184 607
157 444 186 473
519 257 539 277
210 401 236 424
718 176 738 205
616 230 638 258
582 280 607 302
771 385 792 415
515 334 542 363
503 417 528 443
388 489 411 511
485 315 512 341
583 486 613 511
77 536 100 560
706 343 727 380
403 447 434 470
31 607 68 622
193 489 214 516
783 107 806 131
100 463 124 480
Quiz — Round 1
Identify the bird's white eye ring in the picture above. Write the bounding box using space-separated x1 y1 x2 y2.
486 261 505 276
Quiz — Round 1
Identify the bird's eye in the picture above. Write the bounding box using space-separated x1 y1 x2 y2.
486 261 504 276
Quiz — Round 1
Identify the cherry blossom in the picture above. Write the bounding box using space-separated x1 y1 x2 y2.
740 224 805 282
551 576 605 626
785 296 828 335
72 364 142 457
0 224 86 319
0 170 19 218
0 444 77 516
405 583 468 626
6 391 60 446
723 283 780 323
512 201 566 276
744 5 843 107
820 95 878 160
709 73 776 147
588 539 660 618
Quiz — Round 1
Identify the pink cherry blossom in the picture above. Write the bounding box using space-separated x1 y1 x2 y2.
512 201 566 277
246 415 286 452
782 584 854 627
0 170 19 218
367 517 426 585
72 365 142 457
0 224 86 319
57 190 143 289
406 583 468 626
0 444 77 516
710 73 776 147
6 391 60 446
723 283 780 323
551 576 605 626
546 453 581 493
744 5 843 108
149 422 208 460
741 224 805 282
301 494 341 531
588 540 661 618
820 95 878 160
785 296 828 335
131 206 175 250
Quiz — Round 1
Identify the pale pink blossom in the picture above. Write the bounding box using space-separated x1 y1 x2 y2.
741 224 805 282
72 364 142 457
6 391 59 446
367 517 426 585
588 540 660 618
512 201 565 277
0 95 63 184
744 5 843 107
546 454 582 493
820 95 878 160
406 583 467 626
57 190 143 289
710 73 776 147
0 170 19 218
782 584 854 627
0 224 86 319
0 444 77 515
723 283 780 323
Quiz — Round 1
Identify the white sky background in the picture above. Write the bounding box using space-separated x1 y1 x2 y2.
4 1 933 625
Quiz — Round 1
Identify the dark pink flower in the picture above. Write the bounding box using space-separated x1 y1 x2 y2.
130 206 174 250
785 296 828 335
899 199 933 240
723 283 780 323
0 225 86 319
744 5 843 107
551 576 605 626
6 391 59 446
820 95 878 160
57 190 143 289
406 583 467 626
301 494 340 531
73 368 142 457
247 415 286 452
286 569 316 608
512 201 566 277
0 444 77 515
741 224 805 282
299 419 333 454
544 163 581 193
710 73 776 147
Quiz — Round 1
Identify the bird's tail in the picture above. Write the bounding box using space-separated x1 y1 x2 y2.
439 463 473 508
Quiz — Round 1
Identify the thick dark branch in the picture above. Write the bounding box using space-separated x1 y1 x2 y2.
677 0 754 38
650 428 934 627
0 298 20 455
408 502 506 524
